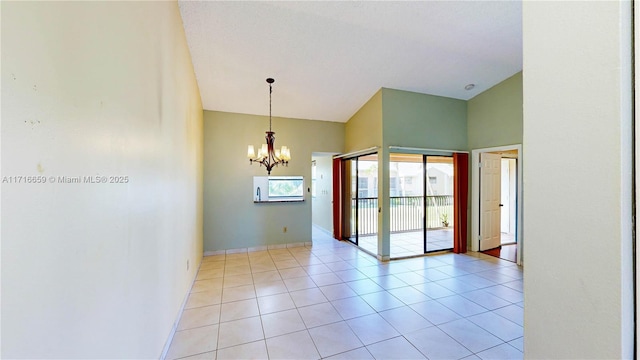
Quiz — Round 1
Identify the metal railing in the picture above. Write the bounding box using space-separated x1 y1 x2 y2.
351 195 453 236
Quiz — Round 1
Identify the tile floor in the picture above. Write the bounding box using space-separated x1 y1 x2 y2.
167 228 523 360
358 229 454 258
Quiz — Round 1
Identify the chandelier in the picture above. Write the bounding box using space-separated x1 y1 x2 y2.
247 78 291 175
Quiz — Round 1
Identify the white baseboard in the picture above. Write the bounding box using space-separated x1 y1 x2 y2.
203 240 310 256
159 261 201 359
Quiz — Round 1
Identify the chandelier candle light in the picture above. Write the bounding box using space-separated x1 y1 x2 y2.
247 78 291 175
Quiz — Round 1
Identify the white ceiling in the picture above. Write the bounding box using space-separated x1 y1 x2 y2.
178 1 522 123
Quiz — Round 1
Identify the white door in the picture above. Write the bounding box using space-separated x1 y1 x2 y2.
480 153 501 251
500 159 510 233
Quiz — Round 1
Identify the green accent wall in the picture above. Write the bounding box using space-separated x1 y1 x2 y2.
204 111 344 251
467 72 523 149
382 88 468 150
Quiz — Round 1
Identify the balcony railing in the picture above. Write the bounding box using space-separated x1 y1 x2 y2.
351 195 453 236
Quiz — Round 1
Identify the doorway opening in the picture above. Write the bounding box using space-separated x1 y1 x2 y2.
311 153 338 240
471 145 523 265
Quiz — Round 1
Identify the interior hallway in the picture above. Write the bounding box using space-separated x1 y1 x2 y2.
167 228 523 359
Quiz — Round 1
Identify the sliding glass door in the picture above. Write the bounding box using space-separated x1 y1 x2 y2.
343 153 378 254
425 156 454 252
389 153 454 258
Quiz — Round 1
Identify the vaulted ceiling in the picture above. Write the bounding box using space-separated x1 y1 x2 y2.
178 1 522 123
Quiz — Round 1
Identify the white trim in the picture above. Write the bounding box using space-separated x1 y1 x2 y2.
203 240 310 256
389 146 469 154
159 260 201 359
471 144 523 266
333 146 379 159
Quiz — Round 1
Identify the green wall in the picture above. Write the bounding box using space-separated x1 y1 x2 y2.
345 89 382 153
204 111 344 252
382 88 468 150
467 72 523 149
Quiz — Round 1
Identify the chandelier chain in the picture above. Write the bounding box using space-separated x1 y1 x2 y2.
269 82 272 132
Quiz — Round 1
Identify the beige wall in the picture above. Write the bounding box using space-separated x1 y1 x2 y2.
523 1 633 358
1 2 203 358
204 111 344 251
467 72 523 150
345 89 382 153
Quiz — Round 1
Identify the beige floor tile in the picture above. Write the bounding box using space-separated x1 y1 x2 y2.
319 283 358 301
225 264 252 275
334 269 368 282
379 306 434 334
439 319 503 353
270 254 295 262
387 286 431 305
174 232 525 360
324 347 374 360
331 296 376 320
178 305 221 330
308 321 363 358
309 273 343 287
275 259 301 270
217 316 264 349
283 276 317 291
346 313 400 345
261 309 306 338
166 325 218 360
252 270 282 284
297 302 343 328
185 290 222 309
345 279 385 295
265 330 320 360
215 340 268 360
223 274 254 288
221 284 256 303
278 267 307 279
220 298 260 322
178 351 216 360
200 261 225 271
409 300 461 326
255 280 288 297
360 291 405 312
257 293 295 314
476 343 523 360
404 326 472 360
191 278 223 293
366 336 426 359
493 304 524 326
202 254 225 263
196 268 224 280
289 288 328 307
250 262 278 273
467 312 523 342
303 263 333 275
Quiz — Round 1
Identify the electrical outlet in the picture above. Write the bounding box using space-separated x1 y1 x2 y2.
283 226 287 233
